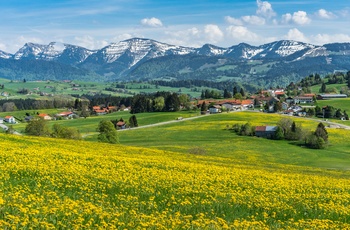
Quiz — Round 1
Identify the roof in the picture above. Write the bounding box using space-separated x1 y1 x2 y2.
58 111 73 116
5 116 13 119
38 113 49 117
255 126 266 132
116 121 125 126
95 109 107 113
255 126 277 132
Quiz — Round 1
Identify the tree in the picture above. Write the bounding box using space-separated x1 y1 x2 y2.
129 115 138 128
25 119 50 136
52 124 82 140
344 110 349 120
223 89 232 98
335 109 343 118
274 101 282 112
314 122 328 143
320 83 327 93
152 96 165 112
165 93 180 112
239 122 253 136
239 88 245 97
97 120 118 144
273 126 284 140
277 118 293 134
233 86 238 97
178 94 191 110
2 102 17 112
200 101 207 112
233 93 243 100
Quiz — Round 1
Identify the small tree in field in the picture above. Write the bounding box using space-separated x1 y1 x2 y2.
25 118 50 136
129 115 138 128
97 120 118 144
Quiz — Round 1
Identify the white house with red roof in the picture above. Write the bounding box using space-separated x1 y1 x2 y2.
4 116 15 124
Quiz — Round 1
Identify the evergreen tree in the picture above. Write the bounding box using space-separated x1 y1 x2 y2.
239 88 245 97
223 89 232 98
314 122 328 143
233 86 238 96
200 101 207 112
320 83 327 93
129 115 138 128
344 110 349 120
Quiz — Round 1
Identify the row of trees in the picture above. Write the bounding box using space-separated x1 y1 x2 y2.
200 87 246 99
25 119 82 140
130 92 191 114
230 118 328 149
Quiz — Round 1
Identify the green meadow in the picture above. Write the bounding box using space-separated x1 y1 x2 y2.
114 111 350 170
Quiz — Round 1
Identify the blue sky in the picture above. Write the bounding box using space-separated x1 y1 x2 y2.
1 0 350 53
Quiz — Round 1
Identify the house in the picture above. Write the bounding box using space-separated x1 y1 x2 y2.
4 116 15 124
57 111 75 118
95 109 107 115
116 121 126 129
293 96 313 104
38 113 52 120
255 126 278 139
0 117 3 124
209 105 221 114
25 116 33 122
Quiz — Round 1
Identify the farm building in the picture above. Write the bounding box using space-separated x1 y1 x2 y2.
255 126 278 139
317 94 347 99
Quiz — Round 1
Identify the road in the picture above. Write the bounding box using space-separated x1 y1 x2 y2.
0 123 22 135
117 113 212 131
119 110 350 132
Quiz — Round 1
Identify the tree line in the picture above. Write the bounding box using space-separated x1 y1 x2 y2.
230 118 329 149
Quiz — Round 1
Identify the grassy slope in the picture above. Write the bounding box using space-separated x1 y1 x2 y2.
118 112 350 170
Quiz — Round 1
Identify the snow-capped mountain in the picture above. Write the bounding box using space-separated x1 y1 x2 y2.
0 50 12 59
1 38 350 84
13 42 94 64
8 38 350 66
84 38 195 68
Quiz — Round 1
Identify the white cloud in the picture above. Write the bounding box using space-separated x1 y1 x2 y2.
224 16 243 26
163 27 203 47
241 15 265 25
282 11 311 25
112 33 134 42
140 17 163 28
284 28 308 42
256 0 276 18
204 24 224 43
316 9 336 19
226 25 259 42
74 35 108 50
0 43 7 51
311 33 350 45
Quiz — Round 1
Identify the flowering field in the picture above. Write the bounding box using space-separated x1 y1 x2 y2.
1 130 350 229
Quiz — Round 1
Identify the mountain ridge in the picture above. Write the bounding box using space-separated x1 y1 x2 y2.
1 38 350 86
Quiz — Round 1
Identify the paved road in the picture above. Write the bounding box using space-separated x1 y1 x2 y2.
0 123 22 135
117 113 211 132
118 110 350 132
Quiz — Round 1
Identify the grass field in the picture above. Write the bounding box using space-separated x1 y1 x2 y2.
0 78 215 99
1 111 350 228
6 110 202 134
